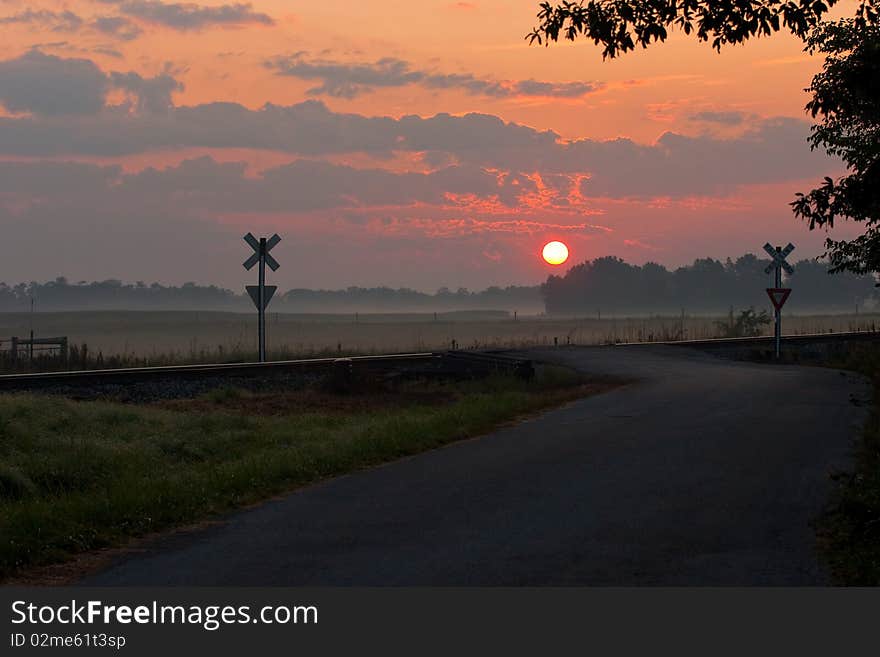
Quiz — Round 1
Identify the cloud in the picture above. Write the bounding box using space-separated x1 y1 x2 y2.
0 99 565 176
568 118 827 198
622 238 659 251
0 50 108 115
0 53 834 200
108 156 533 213
511 79 600 98
92 46 125 59
267 55 423 98
266 53 604 99
0 51 183 116
383 218 606 239
0 98 831 198
0 160 121 197
101 1 275 30
0 8 147 42
109 69 184 112
0 156 604 231
91 16 144 41
0 159 236 288
0 156 614 288
689 110 748 125
0 9 83 33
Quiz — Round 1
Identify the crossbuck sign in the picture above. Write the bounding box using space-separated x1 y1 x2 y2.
764 243 794 275
243 232 281 362
763 242 794 359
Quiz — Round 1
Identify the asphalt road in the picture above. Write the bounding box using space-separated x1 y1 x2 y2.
82 346 869 585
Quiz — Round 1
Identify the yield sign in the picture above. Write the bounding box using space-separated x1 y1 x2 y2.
246 285 276 310
766 287 791 312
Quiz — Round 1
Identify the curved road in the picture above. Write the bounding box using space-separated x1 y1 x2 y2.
82 346 869 585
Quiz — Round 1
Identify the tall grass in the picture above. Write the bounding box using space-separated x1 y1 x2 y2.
817 344 880 584
2 310 878 374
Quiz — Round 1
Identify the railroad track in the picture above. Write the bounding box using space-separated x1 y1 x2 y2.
680 329 880 347
612 329 880 348
1 329 873 392
0 350 534 392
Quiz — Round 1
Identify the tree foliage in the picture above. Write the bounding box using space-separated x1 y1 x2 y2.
527 1 841 57
791 15 880 275
0 278 543 313
528 1 880 277
540 254 876 314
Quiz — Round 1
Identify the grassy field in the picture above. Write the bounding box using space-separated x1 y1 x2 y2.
0 365 612 581
816 344 880 585
1 310 878 369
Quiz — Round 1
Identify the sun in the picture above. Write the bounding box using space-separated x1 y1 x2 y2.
542 241 569 265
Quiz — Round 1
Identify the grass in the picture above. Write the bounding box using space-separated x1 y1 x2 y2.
815 344 880 585
0 365 605 580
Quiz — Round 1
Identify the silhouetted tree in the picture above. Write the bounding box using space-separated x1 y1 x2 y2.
3 262 874 315
0 279 544 313
527 1 838 56
541 254 877 315
791 16 880 275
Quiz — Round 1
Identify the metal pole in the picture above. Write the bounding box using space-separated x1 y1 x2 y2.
775 246 782 360
29 297 34 362
258 237 266 362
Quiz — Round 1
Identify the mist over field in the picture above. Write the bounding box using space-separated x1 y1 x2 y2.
2 252 874 315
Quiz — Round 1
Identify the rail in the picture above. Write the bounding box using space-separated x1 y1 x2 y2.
0 350 535 391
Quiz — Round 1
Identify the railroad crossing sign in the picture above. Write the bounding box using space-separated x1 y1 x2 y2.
243 232 281 362
246 285 276 310
763 242 794 275
762 242 795 360
766 287 791 312
244 232 280 271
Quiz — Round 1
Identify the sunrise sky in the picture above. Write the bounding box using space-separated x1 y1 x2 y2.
0 0 864 290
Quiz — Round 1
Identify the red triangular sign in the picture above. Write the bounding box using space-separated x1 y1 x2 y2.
766 287 791 312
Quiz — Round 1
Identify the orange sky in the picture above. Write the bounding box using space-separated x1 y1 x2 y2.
1 0 827 138
0 0 865 289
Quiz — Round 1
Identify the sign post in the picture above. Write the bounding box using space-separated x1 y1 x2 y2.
763 242 794 360
243 232 280 362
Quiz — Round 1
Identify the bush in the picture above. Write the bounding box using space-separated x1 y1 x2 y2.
0 465 37 501
715 307 772 338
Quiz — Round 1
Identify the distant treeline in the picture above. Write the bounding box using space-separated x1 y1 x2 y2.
2 254 875 315
279 286 542 313
0 278 543 314
542 255 877 315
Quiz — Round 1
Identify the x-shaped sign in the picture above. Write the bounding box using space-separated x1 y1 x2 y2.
243 233 281 271
763 242 794 275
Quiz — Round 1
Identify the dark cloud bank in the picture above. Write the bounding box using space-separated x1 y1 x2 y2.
99 0 274 30
266 53 603 99
0 50 830 199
